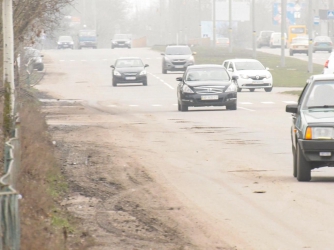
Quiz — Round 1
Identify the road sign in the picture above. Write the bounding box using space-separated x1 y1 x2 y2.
328 10 334 19
314 16 320 25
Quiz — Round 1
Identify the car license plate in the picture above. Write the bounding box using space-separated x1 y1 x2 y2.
126 77 136 80
252 80 263 84
201 95 219 100
175 65 184 69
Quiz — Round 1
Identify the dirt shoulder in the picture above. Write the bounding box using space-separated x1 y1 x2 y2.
42 100 203 249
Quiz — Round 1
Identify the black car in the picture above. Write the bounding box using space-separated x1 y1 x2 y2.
111 34 132 49
177 65 238 111
111 57 148 87
161 45 195 74
286 75 334 181
57 36 74 49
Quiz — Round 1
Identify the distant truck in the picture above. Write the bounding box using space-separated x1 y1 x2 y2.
78 30 97 49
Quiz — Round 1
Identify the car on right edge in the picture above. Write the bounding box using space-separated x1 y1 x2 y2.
286 74 334 181
222 59 273 92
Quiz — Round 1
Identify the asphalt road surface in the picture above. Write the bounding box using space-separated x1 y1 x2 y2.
37 47 334 250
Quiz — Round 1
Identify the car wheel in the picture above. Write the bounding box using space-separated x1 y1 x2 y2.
38 65 44 71
178 101 181 111
180 102 188 112
296 143 311 182
79 46 82 50
162 69 167 74
111 46 114 49
112 80 117 87
226 103 237 110
143 80 147 86
329 50 332 53
292 145 297 178
289 50 293 56
237 86 241 92
306 51 308 56
249 89 255 92
264 87 272 92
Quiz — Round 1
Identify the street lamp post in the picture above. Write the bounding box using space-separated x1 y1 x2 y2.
252 0 256 58
229 0 232 53
308 0 313 73
213 0 216 47
281 0 286 67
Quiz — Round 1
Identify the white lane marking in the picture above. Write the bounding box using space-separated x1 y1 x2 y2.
81 60 87 62
239 102 253 105
145 58 151 59
156 57 161 59
108 105 117 107
149 72 174 90
59 60 65 62
283 101 297 104
103 59 108 61
129 105 139 107
239 107 256 112
261 102 275 104
152 104 162 107
173 104 178 106
70 60 75 62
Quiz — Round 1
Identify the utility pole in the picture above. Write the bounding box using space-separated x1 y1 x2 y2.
308 0 313 73
281 0 286 67
252 0 256 58
229 0 232 53
2 0 15 116
213 0 216 47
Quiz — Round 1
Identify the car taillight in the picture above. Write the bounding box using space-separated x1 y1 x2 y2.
325 60 329 68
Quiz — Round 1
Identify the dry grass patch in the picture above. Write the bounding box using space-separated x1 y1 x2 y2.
17 89 93 250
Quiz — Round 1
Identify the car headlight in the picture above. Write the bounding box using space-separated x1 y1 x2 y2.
57 42 61 44
164 57 171 62
265 73 272 79
188 56 194 62
182 84 194 93
240 74 249 79
305 127 334 140
114 70 121 76
112 41 116 44
139 70 147 75
125 41 130 44
225 83 237 92
36 58 42 63
70 42 74 45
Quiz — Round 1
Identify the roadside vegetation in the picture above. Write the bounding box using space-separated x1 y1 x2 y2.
18 89 93 250
153 46 323 88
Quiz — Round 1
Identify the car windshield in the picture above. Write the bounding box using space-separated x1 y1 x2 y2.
186 69 230 81
292 38 308 44
303 81 334 109
315 36 331 42
165 47 192 55
291 27 305 34
114 34 130 39
59 36 73 42
115 59 143 68
235 61 265 70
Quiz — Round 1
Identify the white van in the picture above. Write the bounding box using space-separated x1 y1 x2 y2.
269 32 287 48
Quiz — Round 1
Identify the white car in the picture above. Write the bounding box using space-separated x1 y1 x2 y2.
222 59 273 92
324 52 334 74
269 32 287 48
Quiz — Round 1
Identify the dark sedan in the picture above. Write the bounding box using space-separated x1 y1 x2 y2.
177 65 238 111
286 74 334 181
111 57 148 87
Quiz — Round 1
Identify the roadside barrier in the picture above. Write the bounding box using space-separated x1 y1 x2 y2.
0 127 20 250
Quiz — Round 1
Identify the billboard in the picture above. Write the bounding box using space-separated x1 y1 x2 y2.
273 2 305 25
215 0 250 21
201 21 238 40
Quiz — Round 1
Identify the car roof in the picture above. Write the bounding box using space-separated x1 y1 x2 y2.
311 74 334 81
224 59 260 62
187 64 225 69
116 57 142 60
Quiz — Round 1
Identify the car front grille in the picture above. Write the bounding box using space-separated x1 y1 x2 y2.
193 86 225 94
244 83 270 87
124 73 137 76
172 60 186 65
249 76 266 80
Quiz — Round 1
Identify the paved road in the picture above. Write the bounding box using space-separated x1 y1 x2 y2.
38 47 334 250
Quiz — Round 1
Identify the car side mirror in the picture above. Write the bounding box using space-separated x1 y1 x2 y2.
161 53 165 56
110 65 115 68
228 68 233 72
144 64 149 67
232 75 238 81
192 52 197 55
176 77 183 81
286 104 298 113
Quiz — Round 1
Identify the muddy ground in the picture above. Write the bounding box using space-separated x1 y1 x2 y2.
41 100 226 250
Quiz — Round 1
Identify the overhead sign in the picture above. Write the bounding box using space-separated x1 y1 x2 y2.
328 10 334 19
314 16 320 25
